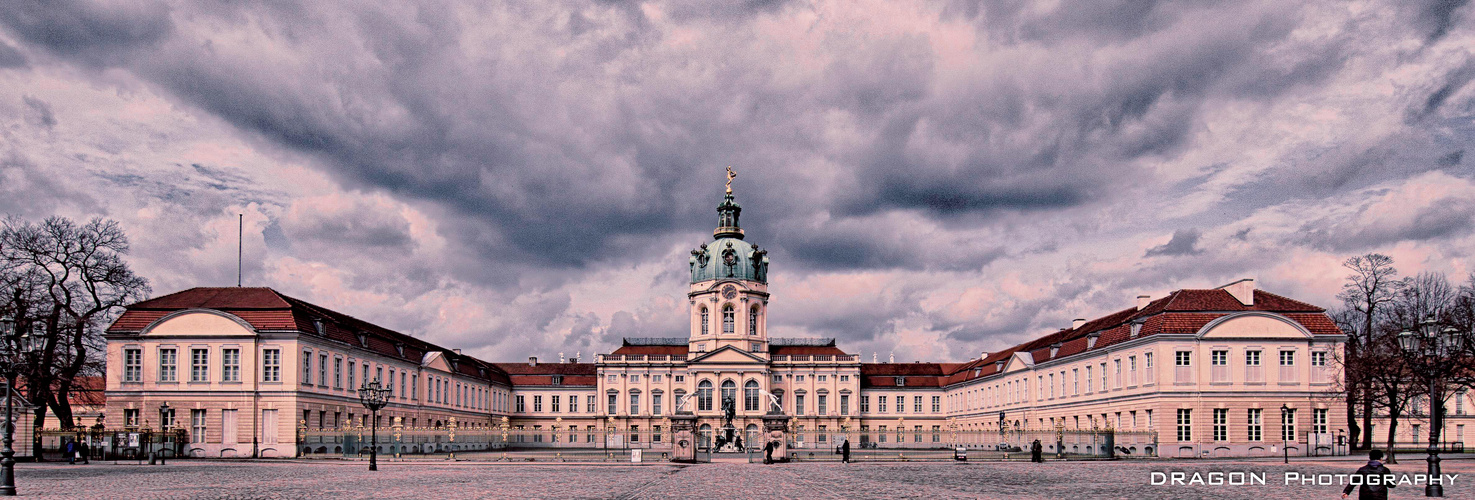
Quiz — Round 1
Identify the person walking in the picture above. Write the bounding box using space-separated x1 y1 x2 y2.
79 441 90 464
65 440 76 465
763 440 774 465
1342 449 1395 500
1030 439 1043 463
841 438 851 463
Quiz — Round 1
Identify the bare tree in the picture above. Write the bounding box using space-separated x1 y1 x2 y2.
1336 253 1401 450
0 216 150 431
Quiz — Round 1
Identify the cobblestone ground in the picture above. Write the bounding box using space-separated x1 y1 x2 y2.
22 457 1475 499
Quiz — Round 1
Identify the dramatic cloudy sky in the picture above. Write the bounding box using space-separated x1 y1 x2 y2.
2 0 1473 362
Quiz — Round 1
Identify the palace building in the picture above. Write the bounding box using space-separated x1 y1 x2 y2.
103 177 1353 459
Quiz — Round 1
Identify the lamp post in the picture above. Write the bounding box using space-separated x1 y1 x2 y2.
1397 320 1464 498
1279 404 1289 464
0 318 15 496
357 381 389 471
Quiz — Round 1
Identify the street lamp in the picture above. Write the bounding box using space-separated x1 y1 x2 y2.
1397 320 1464 498
357 381 389 471
0 318 15 496
1279 404 1289 464
157 401 172 465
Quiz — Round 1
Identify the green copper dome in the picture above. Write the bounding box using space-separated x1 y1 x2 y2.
690 183 768 283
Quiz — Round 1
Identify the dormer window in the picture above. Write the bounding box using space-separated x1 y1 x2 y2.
357 333 369 347
973 368 981 377
395 343 405 356
1130 320 1144 338
896 376 906 387
313 319 326 336
1049 343 1061 358
1087 332 1101 349
552 375 564 386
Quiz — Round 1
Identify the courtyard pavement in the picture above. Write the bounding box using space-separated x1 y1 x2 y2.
23 456 1475 499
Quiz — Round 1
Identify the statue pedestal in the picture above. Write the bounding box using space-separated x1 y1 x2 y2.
762 413 790 463
670 413 698 463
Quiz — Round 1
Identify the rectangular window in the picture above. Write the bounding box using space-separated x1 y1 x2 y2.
840 375 849 382
818 394 828 415
931 395 941 413
629 393 640 415
222 409 238 445
1085 366 1092 393
551 395 561 413
878 395 887 413
159 348 178 382
630 374 640 383
1281 408 1296 442
190 348 209 382
653 394 663 416
1211 350 1229 383
124 348 142 382
773 374 783 383
1279 351 1297 383
895 395 905 413
860 396 870 413
1213 408 1228 441
161 408 176 430
1101 363 1108 389
932 425 941 443
653 374 662 383
674 375 684 383
569 394 578 413
841 394 851 416
124 408 140 428
262 409 278 445
318 354 328 386
302 351 312 385
515 395 525 413
1174 351 1192 384
1246 350 1263 383
191 409 207 443
347 361 356 388
1129 356 1138 386
1072 369 1079 395
1144 352 1154 384
796 394 806 416
587 397 597 413
333 358 343 389
1113 359 1122 388
1458 392 1467 416
818 375 827 382
1247 408 1263 441
796 375 804 382
608 393 617 415
1313 408 1328 435
1176 409 1192 442
1311 351 1329 383
818 425 827 443
913 395 922 413
262 349 281 382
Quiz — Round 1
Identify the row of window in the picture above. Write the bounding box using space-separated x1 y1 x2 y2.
1177 408 1330 442
953 353 1158 413
515 394 599 414
123 346 507 413
858 395 942 414
697 304 762 336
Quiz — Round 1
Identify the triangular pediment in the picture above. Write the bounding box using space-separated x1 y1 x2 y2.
1004 351 1035 373
688 345 768 364
422 351 453 372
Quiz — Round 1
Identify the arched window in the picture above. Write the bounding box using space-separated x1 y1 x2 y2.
722 304 735 334
744 380 760 412
699 423 713 449
697 380 714 412
721 380 737 411
749 305 759 335
700 307 709 335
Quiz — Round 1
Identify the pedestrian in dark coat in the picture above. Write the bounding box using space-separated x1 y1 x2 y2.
841 438 851 463
1342 449 1395 500
1030 439 1043 463
79 441 90 464
65 440 75 464
763 441 774 464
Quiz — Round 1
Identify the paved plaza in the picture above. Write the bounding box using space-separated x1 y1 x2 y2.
22 456 1475 499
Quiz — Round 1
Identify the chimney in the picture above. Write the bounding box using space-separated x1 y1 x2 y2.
873 352 878 363
452 349 461 355
528 356 538 367
1071 318 1086 330
1219 278 1255 306
1136 295 1151 310
980 351 989 361
888 352 895 363
559 352 565 363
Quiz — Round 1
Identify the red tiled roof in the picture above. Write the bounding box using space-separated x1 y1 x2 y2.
937 285 1343 386
107 287 512 386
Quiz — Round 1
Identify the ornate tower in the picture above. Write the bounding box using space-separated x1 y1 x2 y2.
688 167 770 355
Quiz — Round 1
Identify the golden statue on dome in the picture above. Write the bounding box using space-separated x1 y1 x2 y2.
725 165 737 194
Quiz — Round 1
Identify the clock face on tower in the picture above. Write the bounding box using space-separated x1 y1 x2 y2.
721 284 737 299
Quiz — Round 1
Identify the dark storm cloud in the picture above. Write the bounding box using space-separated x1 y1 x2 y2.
0 0 173 66
1439 150 1465 167
1407 60 1475 123
1144 229 1203 257
1416 0 1470 44
21 96 55 129
1298 198 1475 252
0 40 25 68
